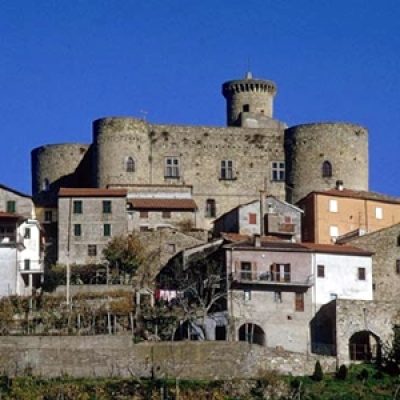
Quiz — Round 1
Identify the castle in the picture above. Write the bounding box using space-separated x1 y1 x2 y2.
31 72 369 230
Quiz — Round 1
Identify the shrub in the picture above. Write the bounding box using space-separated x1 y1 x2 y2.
336 364 348 380
357 368 369 382
311 360 324 381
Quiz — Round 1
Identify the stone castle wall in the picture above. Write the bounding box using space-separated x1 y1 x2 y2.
285 123 368 203
0 336 336 379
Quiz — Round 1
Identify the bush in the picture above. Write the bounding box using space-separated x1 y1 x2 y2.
311 360 324 381
357 368 369 381
336 364 348 380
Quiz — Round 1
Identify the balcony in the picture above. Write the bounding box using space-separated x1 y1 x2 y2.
231 270 313 287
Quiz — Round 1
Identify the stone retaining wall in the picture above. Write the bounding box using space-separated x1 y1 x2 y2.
0 336 336 379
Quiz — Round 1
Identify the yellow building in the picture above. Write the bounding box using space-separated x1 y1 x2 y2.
297 183 400 244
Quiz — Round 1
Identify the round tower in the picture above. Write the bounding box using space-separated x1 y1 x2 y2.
222 72 277 126
285 123 369 203
31 143 90 197
93 117 150 188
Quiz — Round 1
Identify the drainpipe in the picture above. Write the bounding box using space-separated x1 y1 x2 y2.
259 191 264 236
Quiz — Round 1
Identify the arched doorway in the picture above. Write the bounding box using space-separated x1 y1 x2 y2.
349 330 381 361
238 323 265 346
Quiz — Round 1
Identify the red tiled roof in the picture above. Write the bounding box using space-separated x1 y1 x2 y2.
129 198 197 210
298 188 400 205
0 212 23 220
59 188 127 197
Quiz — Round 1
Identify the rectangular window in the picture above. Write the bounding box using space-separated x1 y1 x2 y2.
88 244 97 257
240 262 252 281
24 228 31 239
6 201 16 213
329 199 338 213
271 161 285 181
205 199 216 218
329 225 339 238
102 200 112 214
44 210 53 222
162 211 171 219
375 207 383 220
139 226 150 232
396 260 400 274
140 211 149 219
358 267 366 280
270 263 291 282
74 224 81 237
24 259 30 271
73 200 82 214
295 292 304 312
220 160 234 180
317 265 325 278
248 213 257 225
274 291 282 303
103 223 111 237
165 157 180 178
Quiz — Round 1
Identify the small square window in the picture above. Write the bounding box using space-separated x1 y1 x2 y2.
375 207 383 220
6 201 16 213
248 213 257 225
74 224 81 237
140 211 149 219
73 200 82 214
329 199 338 213
103 224 111 237
103 201 112 214
24 228 31 239
88 245 97 257
162 211 171 219
358 267 366 280
317 265 325 278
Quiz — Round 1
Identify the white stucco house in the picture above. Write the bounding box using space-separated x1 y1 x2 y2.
0 212 44 296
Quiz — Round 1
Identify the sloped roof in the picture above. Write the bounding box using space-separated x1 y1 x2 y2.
129 198 197 210
59 188 127 197
0 212 23 220
0 184 31 198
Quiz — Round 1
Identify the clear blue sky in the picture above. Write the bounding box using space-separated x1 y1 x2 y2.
1 0 400 195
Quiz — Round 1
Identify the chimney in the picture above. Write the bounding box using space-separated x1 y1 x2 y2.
336 180 344 191
254 234 261 248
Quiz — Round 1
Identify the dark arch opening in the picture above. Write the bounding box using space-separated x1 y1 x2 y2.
173 320 205 341
238 323 265 346
126 157 135 172
322 161 333 178
349 330 381 361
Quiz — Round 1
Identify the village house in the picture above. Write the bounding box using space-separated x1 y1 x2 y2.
298 181 400 244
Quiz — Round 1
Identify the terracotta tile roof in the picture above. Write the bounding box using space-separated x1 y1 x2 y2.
298 188 400 205
129 198 197 210
299 242 374 256
0 212 23 220
59 188 127 198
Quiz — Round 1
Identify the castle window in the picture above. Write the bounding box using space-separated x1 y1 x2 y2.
243 104 250 112
165 157 180 178
73 200 82 214
322 161 333 178
6 201 16 213
42 178 50 191
205 199 216 218
220 160 234 180
271 161 285 181
126 157 135 172
88 244 97 257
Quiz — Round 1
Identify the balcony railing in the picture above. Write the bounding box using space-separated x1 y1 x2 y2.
232 270 313 287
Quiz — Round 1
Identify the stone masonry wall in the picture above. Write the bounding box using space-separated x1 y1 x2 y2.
0 336 336 379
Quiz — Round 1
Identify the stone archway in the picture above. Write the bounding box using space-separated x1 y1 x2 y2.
238 323 265 346
349 330 381 361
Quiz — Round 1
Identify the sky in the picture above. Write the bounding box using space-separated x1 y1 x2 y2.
1 0 400 195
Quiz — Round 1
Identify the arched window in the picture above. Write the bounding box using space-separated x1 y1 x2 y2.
322 161 333 178
126 157 135 172
42 178 50 191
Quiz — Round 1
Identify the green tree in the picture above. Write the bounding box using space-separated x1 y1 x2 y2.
102 234 145 278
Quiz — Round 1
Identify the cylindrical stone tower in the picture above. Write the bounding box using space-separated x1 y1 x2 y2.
285 123 369 203
93 117 150 188
222 72 277 126
31 143 90 196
